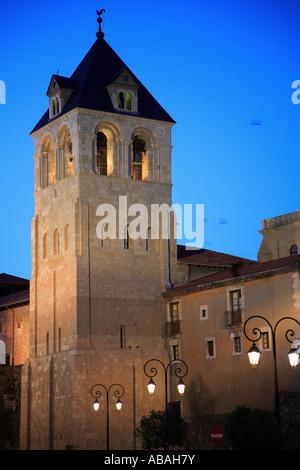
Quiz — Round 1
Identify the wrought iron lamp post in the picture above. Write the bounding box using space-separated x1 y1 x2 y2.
90 383 124 450
243 315 300 448
144 358 188 449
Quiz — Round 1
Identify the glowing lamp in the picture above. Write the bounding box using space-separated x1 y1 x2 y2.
93 399 100 412
248 343 261 369
177 378 185 396
147 378 156 395
116 398 122 411
288 346 300 370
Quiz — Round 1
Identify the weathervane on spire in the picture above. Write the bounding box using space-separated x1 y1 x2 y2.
96 9 106 38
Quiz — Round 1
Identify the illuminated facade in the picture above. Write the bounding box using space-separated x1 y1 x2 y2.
19 17 188 450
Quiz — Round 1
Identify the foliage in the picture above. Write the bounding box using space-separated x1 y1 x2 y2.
136 409 187 450
224 405 278 450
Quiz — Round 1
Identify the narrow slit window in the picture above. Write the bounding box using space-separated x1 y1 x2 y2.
120 325 126 348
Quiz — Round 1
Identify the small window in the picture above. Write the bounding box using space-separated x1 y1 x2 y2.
262 331 270 350
169 302 181 335
233 336 241 353
200 305 208 321
172 344 179 360
120 325 126 348
230 332 243 356
230 290 241 312
205 336 216 359
290 244 298 256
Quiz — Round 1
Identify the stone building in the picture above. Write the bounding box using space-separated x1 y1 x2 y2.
0 273 29 449
163 211 300 447
19 14 188 450
2 12 300 450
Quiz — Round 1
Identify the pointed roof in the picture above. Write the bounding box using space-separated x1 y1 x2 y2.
31 36 175 134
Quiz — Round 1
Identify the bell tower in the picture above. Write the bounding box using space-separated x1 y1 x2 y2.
20 12 182 450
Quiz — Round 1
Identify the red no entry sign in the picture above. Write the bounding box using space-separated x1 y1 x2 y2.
209 427 225 444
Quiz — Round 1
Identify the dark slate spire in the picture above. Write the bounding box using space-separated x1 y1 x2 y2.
31 14 175 134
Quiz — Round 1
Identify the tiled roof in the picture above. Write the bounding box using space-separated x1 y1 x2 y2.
164 253 300 296
177 245 255 267
0 273 29 286
0 289 29 309
31 37 175 133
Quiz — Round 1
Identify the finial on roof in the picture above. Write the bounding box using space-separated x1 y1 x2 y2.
96 9 105 38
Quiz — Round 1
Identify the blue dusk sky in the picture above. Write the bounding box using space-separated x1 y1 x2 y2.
0 0 300 280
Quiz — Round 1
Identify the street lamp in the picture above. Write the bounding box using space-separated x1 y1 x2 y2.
144 358 188 449
243 315 300 448
247 342 261 368
288 340 300 370
90 383 124 450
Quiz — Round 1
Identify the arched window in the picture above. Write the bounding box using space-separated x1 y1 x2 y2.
56 98 60 114
118 92 125 109
96 132 107 175
125 93 132 110
58 126 73 180
133 136 146 180
290 244 298 256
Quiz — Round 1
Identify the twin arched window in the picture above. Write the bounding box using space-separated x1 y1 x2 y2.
40 127 73 189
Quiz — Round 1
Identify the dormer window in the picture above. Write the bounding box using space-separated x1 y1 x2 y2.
51 97 60 118
106 69 139 113
47 74 75 121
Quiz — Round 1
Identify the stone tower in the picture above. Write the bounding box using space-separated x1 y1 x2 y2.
20 14 183 450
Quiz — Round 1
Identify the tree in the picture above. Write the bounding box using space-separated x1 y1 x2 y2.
224 405 278 450
136 409 187 450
